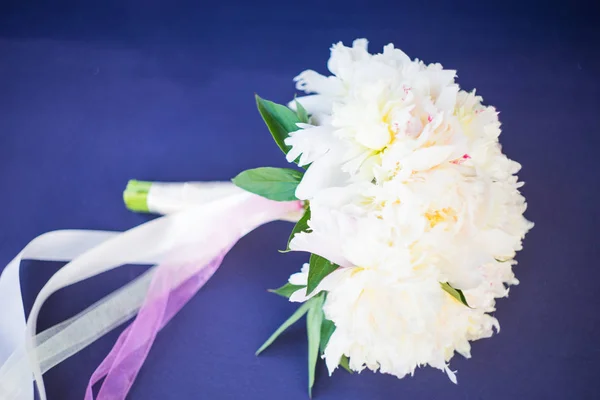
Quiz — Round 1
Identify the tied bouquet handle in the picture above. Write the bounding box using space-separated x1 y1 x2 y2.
0 38 532 400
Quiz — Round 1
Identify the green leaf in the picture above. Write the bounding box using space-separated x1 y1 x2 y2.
319 315 353 374
268 282 305 299
319 317 336 353
307 254 339 296
232 167 303 201
256 298 315 356
295 99 309 123
256 94 302 155
307 294 325 398
287 207 311 249
440 282 471 308
339 356 352 373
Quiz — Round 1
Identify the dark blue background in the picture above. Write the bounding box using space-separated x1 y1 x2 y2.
1 1 599 399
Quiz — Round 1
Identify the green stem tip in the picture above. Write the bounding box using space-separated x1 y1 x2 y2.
123 180 153 213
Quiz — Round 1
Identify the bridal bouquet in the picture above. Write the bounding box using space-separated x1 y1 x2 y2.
0 39 532 400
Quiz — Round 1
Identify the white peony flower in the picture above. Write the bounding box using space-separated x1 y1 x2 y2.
284 39 532 383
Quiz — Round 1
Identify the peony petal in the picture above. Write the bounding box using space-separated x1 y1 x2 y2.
381 43 411 65
444 365 458 384
284 125 337 167
323 329 348 375
436 84 459 112
293 70 344 96
402 145 455 172
294 148 350 200
289 268 348 303
327 39 369 78
288 95 334 116
289 230 352 268
288 264 309 285
289 287 310 303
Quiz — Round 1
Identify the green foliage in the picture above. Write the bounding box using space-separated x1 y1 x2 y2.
232 167 303 201
440 282 471 308
268 282 305 298
256 94 302 155
307 254 338 296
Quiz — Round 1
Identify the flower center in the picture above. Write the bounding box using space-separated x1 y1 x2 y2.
424 208 457 228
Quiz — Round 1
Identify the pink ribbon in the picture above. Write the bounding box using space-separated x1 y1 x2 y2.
84 196 302 400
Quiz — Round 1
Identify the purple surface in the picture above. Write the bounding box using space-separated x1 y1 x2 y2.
0 1 599 399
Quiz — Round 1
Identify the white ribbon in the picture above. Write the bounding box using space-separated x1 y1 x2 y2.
0 182 291 400
0 231 123 400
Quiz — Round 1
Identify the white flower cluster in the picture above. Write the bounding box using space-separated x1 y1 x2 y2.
284 39 533 381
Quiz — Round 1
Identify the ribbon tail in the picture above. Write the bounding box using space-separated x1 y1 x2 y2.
86 251 227 400
0 231 122 400
83 195 303 400
0 183 301 400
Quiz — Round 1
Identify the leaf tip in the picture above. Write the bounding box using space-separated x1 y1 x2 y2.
255 344 267 356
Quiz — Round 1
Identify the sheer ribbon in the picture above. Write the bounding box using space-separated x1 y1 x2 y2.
0 183 302 400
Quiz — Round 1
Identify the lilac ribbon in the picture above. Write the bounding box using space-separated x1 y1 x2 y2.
83 196 302 400
84 252 227 399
